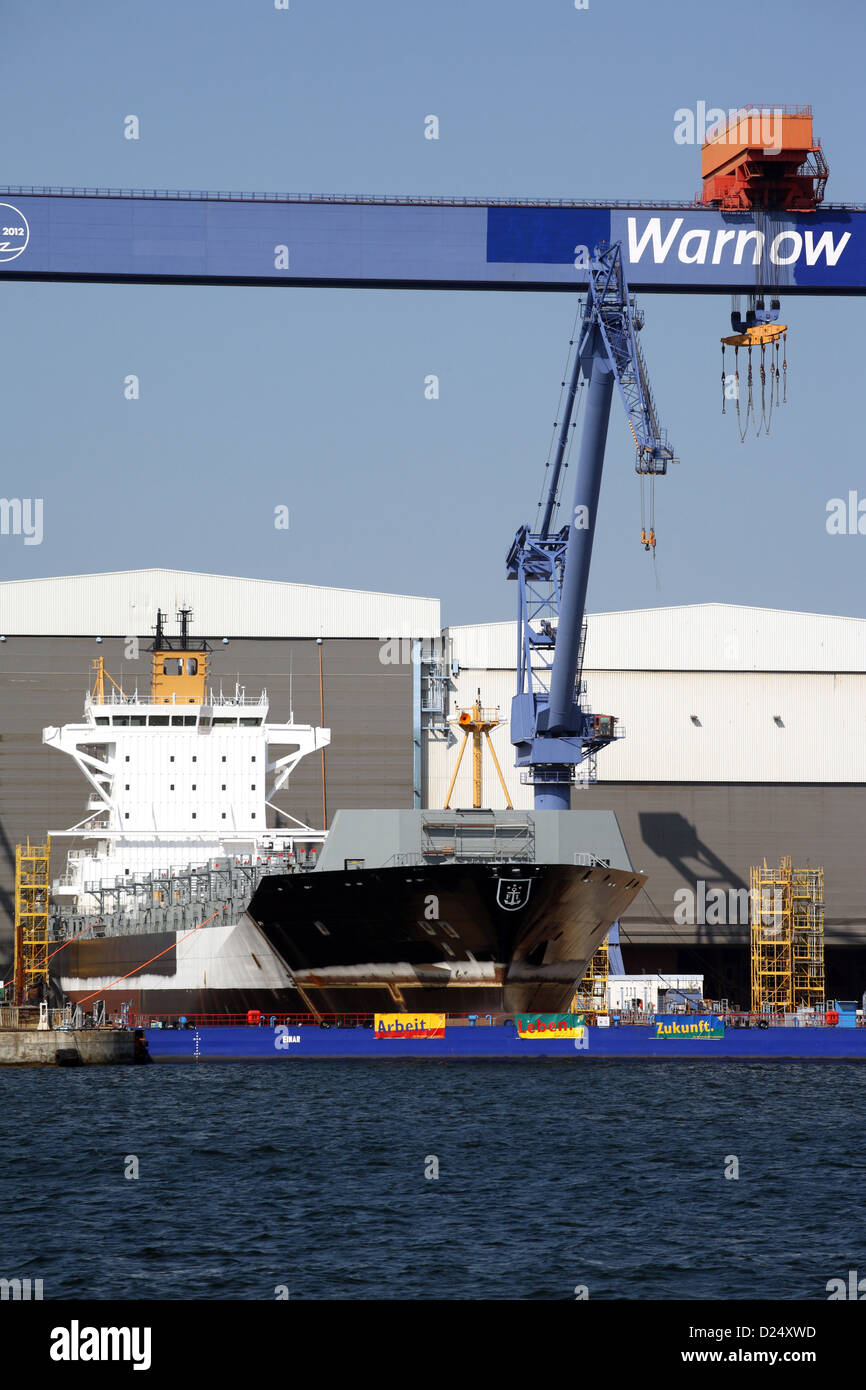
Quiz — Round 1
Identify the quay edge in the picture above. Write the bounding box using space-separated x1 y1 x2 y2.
0 1027 142 1066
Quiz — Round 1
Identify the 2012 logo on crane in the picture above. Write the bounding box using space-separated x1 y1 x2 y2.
0 204 29 262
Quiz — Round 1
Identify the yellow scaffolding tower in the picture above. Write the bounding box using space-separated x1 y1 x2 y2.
750 856 824 1015
791 863 825 1009
13 839 51 1005
571 937 610 1020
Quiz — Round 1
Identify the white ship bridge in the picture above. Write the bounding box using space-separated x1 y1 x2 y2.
43 612 329 912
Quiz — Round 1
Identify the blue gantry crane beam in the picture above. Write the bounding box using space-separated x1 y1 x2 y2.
0 186 864 293
507 241 674 808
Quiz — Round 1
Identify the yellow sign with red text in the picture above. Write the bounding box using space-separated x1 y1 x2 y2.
374 1013 446 1040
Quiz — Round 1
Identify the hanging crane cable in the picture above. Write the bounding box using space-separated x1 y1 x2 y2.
758 336 784 436
721 311 787 441
630 312 666 552
639 474 656 552
545 376 584 532
534 301 585 534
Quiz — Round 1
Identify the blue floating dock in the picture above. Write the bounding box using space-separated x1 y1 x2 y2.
145 1022 866 1062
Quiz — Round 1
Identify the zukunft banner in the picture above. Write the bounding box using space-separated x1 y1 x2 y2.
653 1015 725 1040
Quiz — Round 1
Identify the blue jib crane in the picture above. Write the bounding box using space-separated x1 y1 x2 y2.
507 240 676 810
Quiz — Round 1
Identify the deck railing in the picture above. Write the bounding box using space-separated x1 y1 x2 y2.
2 184 865 213
131 1008 863 1030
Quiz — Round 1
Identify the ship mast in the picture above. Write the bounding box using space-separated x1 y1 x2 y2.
444 691 513 810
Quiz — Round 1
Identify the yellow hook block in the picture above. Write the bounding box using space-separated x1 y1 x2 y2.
721 323 787 348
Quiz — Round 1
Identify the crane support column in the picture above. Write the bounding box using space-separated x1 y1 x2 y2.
533 778 572 811
546 352 614 733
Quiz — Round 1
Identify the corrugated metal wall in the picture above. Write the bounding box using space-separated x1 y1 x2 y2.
0 635 413 964
579 782 866 948
426 666 866 794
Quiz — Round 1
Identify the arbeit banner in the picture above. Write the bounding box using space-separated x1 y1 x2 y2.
374 1013 445 1039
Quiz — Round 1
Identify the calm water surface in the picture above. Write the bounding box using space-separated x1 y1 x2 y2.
1 1061 862 1300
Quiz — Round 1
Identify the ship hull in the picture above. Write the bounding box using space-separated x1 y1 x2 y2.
52 860 645 1018
247 860 645 1014
51 917 298 1018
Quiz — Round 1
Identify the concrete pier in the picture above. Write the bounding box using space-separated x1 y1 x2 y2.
0 1005 142 1065
0 1028 139 1065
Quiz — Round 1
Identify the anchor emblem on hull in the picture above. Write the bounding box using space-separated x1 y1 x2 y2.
496 878 532 911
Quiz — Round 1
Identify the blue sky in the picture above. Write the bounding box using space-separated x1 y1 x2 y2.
1 0 864 625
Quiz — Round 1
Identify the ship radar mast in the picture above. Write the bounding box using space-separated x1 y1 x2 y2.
149 607 212 705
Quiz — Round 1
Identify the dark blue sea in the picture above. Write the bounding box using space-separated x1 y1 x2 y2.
1 1061 863 1300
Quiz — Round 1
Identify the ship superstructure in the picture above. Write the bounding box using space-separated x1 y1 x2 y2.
45 611 330 1011
46 608 328 897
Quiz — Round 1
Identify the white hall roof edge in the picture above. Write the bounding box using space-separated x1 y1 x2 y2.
0 569 440 639
447 603 866 673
